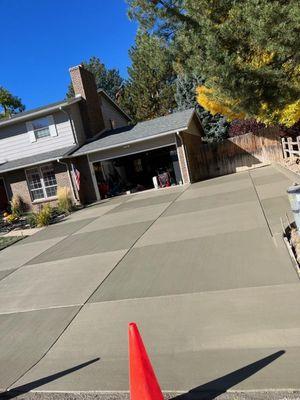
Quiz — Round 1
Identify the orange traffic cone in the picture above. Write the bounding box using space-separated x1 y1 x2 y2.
129 322 164 400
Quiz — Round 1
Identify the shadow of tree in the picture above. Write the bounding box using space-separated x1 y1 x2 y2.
172 350 285 400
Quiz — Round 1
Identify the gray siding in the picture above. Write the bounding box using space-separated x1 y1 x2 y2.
69 102 86 145
0 111 76 164
101 97 129 130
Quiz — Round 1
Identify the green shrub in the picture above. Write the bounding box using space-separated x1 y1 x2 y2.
36 204 52 227
57 186 73 214
26 213 37 228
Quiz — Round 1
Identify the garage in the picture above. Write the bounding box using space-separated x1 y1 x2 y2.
69 108 204 203
93 144 182 199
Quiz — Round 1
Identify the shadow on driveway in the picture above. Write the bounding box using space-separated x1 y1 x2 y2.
0 351 285 399
172 350 285 400
1 358 100 399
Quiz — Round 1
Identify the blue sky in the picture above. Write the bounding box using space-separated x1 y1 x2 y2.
0 0 137 110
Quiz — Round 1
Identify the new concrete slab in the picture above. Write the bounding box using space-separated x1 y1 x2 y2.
106 192 180 213
62 204 120 222
25 222 151 265
13 284 300 391
0 306 79 391
75 203 170 234
179 178 252 201
0 251 126 313
136 201 266 247
261 195 292 234
89 227 297 302
19 219 95 244
163 187 257 217
0 237 66 271
0 269 15 282
0 165 299 394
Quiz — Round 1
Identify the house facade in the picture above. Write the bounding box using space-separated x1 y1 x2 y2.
0 65 204 211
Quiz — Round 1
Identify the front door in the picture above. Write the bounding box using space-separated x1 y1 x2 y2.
0 178 8 211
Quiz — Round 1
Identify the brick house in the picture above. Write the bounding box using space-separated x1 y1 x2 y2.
0 65 203 211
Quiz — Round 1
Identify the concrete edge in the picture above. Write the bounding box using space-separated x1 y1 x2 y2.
3 390 300 400
283 235 300 280
273 162 300 183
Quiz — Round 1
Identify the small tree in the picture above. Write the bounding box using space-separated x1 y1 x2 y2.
0 87 25 119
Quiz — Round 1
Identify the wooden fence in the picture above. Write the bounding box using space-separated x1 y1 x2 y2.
189 128 284 181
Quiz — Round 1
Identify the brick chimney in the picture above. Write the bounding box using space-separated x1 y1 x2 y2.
69 65 105 138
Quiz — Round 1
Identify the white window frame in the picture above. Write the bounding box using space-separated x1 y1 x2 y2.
26 115 58 143
25 164 57 202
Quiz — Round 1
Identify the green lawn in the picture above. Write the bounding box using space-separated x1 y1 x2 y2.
0 236 24 251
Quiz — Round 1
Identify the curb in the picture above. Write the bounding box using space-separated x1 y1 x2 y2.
2 390 300 400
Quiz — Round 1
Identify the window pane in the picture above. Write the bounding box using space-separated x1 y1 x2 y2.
31 189 44 200
41 166 57 197
45 186 57 197
32 117 49 130
35 127 50 139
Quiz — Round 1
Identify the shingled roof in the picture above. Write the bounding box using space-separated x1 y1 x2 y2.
71 108 195 156
0 146 77 173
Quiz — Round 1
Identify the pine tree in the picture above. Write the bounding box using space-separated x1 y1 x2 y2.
66 56 123 100
118 31 176 122
175 73 228 142
0 87 25 119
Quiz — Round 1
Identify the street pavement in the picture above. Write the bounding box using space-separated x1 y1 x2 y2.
0 165 299 396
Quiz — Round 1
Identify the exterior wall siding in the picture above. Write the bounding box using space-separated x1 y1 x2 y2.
175 134 190 184
181 132 204 182
0 111 75 164
73 156 97 204
69 102 87 146
101 96 129 130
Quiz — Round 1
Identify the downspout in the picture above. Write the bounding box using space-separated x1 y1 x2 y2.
58 106 79 201
59 106 77 145
176 131 191 184
56 158 79 202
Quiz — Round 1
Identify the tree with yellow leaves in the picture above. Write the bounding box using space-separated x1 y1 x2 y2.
127 0 300 127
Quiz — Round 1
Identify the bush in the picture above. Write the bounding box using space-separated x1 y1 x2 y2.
57 186 73 214
36 204 52 227
25 213 37 228
10 194 24 217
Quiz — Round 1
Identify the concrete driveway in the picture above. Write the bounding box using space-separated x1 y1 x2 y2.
0 165 299 396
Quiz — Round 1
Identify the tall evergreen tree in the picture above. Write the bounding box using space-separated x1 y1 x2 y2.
66 56 123 100
0 87 25 119
127 0 300 127
118 31 176 122
175 73 228 142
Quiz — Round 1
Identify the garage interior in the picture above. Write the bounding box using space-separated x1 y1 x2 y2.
93 145 182 199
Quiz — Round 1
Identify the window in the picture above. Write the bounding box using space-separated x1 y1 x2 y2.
32 117 50 139
27 115 57 143
26 165 57 201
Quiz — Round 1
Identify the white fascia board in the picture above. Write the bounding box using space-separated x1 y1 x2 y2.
0 97 82 128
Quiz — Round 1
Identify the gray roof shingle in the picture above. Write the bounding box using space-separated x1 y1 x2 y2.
0 97 82 128
72 108 195 156
0 146 77 173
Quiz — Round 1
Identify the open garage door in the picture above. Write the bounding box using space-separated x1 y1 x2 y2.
93 145 182 199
